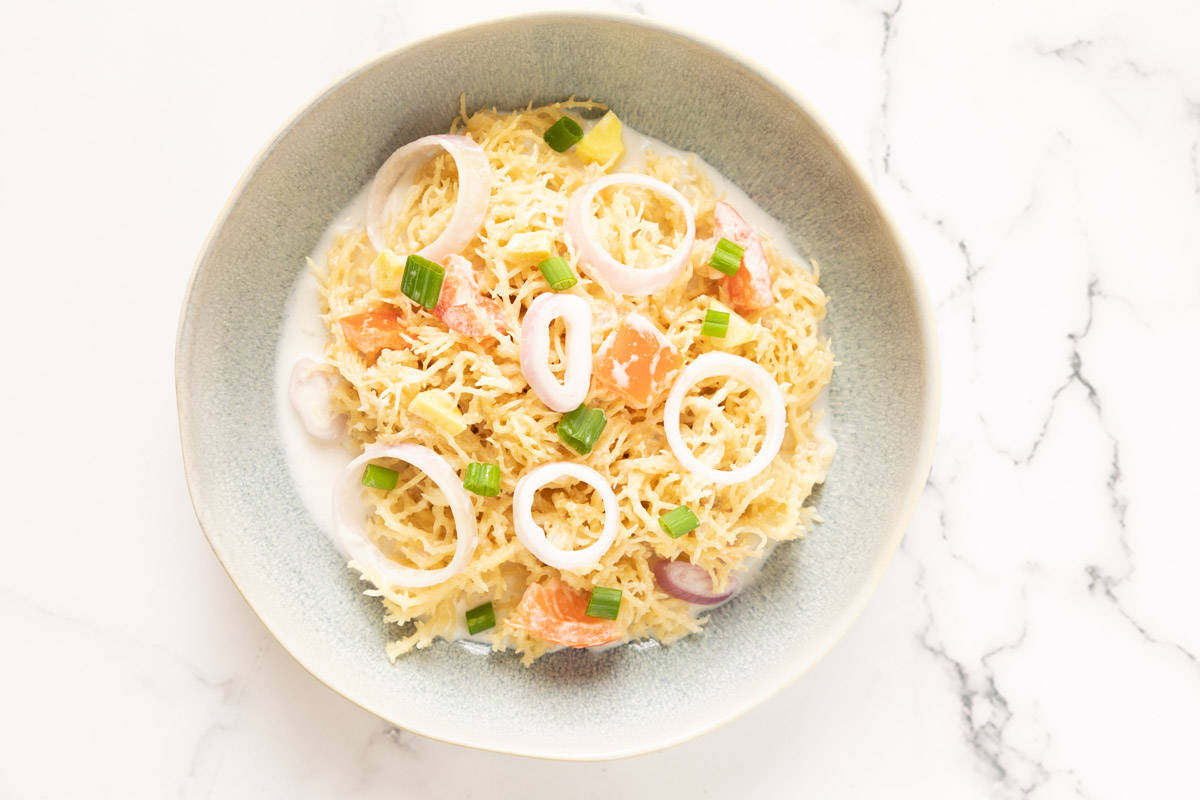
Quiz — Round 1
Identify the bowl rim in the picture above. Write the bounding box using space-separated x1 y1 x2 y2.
175 9 941 761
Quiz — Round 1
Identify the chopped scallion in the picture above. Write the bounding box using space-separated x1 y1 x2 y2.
709 237 745 276
585 586 622 620
538 256 578 291
701 308 730 338
556 404 608 455
401 254 445 309
465 601 496 634
463 462 501 497
543 116 584 152
361 463 399 491
658 505 700 539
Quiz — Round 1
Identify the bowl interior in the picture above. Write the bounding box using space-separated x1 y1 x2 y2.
177 14 935 760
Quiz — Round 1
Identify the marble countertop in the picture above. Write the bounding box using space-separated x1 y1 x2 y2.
3 0 1198 796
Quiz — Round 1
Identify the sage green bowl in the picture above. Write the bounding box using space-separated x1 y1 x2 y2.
176 12 938 760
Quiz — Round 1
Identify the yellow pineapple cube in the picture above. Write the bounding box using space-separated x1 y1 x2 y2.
504 230 555 261
710 300 758 348
408 389 466 435
576 111 625 166
371 249 406 292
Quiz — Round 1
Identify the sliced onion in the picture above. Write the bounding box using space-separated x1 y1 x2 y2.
652 559 739 605
512 462 618 571
366 134 492 259
288 356 347 442
519 293 592 412
333 443 477 589
565 174 696 296
663 352 787 485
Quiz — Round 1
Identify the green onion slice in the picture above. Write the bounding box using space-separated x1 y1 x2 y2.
543 116 584 152
538 256 578 291
401 254 445 309
556 404 608 455
463 462 501 497
465 601 496 634
701 308 730 338
658 505 700 539
361 462 399 491
585 586 622 620
709 237 745 276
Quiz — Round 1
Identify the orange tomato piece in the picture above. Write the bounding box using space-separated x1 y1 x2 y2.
594 313 682 408
433 254 508 340
714 201 774 314
338 308 409 357
506 579 624 648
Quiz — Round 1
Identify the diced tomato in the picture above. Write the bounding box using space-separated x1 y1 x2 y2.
433 254 508 340
714 201 773 314
338 308 408 357
506 579 624 648
594 313 682 408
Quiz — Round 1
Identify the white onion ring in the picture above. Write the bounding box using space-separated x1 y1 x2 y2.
519 294 592 412
333 443 477 589
512 462 619 571
366 134 492 259
288 355 347 442
565 174 696 296
663 353 787 485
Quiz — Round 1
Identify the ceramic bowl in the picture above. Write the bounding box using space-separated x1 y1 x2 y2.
176 12 938 760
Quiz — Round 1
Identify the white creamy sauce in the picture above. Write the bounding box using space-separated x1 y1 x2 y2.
273 121 833 645
275 188 369 538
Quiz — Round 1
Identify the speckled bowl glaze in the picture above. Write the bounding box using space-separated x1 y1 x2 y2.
176 12 938 760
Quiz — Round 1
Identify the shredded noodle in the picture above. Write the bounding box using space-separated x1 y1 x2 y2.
316 100 835 664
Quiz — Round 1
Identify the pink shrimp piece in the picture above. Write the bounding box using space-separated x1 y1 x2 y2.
713 202 774 314
433 254 509 340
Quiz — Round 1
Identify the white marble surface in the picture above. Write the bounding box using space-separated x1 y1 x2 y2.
2 0 1198 796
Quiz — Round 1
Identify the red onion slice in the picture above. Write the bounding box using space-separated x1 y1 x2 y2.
519 293 592 412
565 174 696 296
652 559 739 605
288 355 347 442
333 443 477 590
366 134 492 260
512 462 619 571
663 352 787 485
